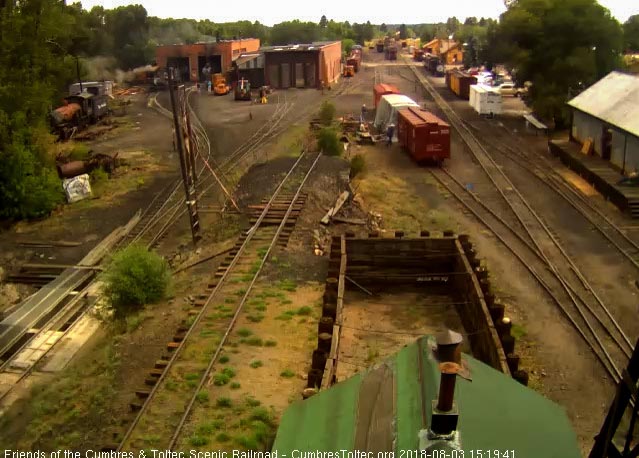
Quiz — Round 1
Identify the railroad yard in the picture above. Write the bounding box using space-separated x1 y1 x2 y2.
1 38 639 456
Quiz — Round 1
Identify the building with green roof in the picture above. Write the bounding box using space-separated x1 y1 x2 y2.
272 336 580 457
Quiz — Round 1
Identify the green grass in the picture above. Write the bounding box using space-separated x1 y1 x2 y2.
216 397 232 408
277 279 297 292
245 397 261 407
222 367 236 378
256 247 268 258
296 306 312 316
213 374 230 386
247 314 264 323
196 420 224 435
280 369 295 378
219 355 230 364
243 337 263 346
237 328 252 337
165 379 178 391
190 435 209 446
225 298 235 304
216 432 231 443
249 360 263 369
195 391 209 403
235 289 247 296
511 324 527 339
264 339 277 347
184 372 200 381
275 313 293 321
230 382 241 390
254 304 267 311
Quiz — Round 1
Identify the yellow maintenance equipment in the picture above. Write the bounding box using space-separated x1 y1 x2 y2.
212 73 230 95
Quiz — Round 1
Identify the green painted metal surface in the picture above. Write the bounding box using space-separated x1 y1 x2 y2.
272 336 581 458
272 371 361 452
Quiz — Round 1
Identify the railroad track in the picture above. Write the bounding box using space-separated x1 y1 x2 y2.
116 151 321 451
405 59 632 382
465 121 639 272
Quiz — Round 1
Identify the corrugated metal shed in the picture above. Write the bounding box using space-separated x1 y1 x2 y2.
272 336 581 456
568 71 639 138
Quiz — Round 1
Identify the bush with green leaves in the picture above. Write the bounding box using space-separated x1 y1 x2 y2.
350 154 365 177
317 128 341 157
318 101 336 126
101 244 171 316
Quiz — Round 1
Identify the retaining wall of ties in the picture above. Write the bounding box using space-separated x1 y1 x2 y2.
303 231 529 398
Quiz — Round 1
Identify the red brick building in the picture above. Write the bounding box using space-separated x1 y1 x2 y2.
262 41 342 89
156 38 260 82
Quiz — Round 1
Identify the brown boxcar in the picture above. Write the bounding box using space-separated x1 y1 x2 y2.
373 83 400 108
397 107 451 164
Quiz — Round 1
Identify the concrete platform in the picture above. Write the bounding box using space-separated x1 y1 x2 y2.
549 138 639 217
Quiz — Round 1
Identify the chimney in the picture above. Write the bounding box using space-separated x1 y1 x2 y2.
430 361 460 437
436 330 463 364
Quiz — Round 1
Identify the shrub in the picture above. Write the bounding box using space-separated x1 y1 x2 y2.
219 355 230 364
318 101 336 126
68 144 91 161
280 369 295 378
245 397 261 407
189 435 208 446
213 374 230 386
196 391 209 403
264 340 277 347
317 128 341 156
249 360 263 369
237 328 252 337
296 306 312 316
230 382 241 389
90 166 109 184
244 337 263 346
222 367 236 378
216 397 232 407
101 244 171 316
216 433 231 442
342 38 355 55
350 154 365 177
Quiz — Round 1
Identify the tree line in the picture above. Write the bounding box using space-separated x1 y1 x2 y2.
0 0 638 221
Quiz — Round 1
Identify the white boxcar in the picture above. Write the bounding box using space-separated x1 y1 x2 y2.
469 84 502 116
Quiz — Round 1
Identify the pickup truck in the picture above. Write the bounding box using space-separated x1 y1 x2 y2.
497 82 527 97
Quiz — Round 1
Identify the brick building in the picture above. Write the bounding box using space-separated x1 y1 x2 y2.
262 41 342 89
155 38 260 82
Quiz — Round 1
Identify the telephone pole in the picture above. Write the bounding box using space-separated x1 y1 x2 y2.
168 67 202 245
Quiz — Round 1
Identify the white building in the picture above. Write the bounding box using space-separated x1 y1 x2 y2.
568 71 639 174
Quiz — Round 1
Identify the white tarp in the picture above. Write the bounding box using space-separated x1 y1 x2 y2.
63 174 92 203
374 94 419 133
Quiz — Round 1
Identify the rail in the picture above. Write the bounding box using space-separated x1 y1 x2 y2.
117 151 321 450
404 58 629 382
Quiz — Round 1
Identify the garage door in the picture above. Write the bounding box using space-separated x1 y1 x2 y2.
305 62 316 88
267 64 279 88
280 63 291 88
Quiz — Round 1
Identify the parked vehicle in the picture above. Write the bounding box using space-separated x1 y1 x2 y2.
497 82 527 97
234 78 252 101
212 73 230 95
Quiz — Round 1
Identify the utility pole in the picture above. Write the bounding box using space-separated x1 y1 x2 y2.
168 67 202 245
